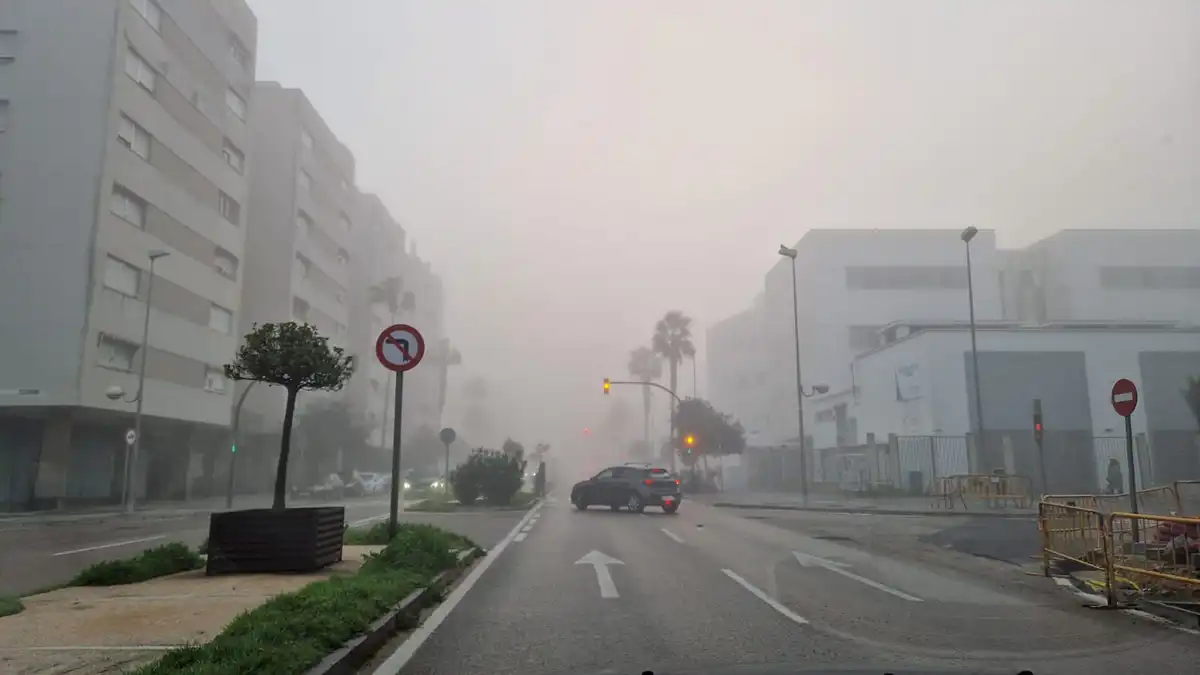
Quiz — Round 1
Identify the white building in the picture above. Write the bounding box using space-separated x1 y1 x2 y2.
759 229 1003 445
815 321 1200 493
0 0 258 510
706 294 772 443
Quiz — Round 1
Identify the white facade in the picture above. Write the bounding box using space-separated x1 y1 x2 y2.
760 228 1003 444
0 0 258 508
706 295 771 442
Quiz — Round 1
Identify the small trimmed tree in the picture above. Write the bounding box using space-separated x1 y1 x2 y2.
225 322 354 510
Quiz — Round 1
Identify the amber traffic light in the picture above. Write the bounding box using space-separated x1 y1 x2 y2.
603 378 610 394
685 434 695 446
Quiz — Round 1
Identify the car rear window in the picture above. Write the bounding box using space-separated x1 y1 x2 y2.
644 468 672 479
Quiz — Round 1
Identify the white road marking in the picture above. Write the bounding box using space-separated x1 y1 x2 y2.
1051 577 1200 635
373 500 544 675
51 535 166 557
349 513 389 527
722 569 809 626
575 550 624 599
793 551 922 602
514 532 528 542
660 528 685 544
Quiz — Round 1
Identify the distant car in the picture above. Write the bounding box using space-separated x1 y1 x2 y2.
570 465 681 514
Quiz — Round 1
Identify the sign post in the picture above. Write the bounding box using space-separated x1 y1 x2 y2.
121 429 137 507
439 427 456 496
1032 399 1047 495
376 323 426 539
1111 378 1140 540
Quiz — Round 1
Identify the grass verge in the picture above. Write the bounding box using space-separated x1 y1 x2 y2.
0 595 24 617
133 523 476 675
70 542 203 587
409 490 538 512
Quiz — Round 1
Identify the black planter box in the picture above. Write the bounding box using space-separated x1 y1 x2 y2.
206 506 345 575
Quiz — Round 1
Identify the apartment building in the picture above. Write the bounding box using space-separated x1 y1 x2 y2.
706 295 771 442
237 83 357 443
0 0 257 511
759 229 1002 444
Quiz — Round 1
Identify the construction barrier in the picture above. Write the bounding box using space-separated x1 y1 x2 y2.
1043 484 1181 516
1038 501 1114 602
931 474 1033 511
1107 511 1200 601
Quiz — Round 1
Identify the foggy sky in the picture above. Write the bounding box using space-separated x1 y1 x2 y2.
248 0 1200 451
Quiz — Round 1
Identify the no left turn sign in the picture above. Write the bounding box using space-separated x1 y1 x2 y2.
375 324 425 373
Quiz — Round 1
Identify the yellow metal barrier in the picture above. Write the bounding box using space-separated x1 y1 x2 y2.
933 474 1033 510
1038 501 1115 605
1044 484 1180 516
1107 511 1200 601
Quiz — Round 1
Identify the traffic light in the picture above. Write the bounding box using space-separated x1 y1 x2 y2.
603 378 610 395
683 434 695 455
1032 398 1044 445
230 444 236 454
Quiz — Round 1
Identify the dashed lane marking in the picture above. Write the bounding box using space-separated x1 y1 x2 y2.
722 568 810 626
660 528 685 544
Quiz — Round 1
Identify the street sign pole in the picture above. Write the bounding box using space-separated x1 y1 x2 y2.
1111 378 1140 543
376 323 426 540
389 370 405 538
439 427 457 496
1032 398 1047 496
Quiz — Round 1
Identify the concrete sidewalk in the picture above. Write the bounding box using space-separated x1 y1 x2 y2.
701 490 1037 518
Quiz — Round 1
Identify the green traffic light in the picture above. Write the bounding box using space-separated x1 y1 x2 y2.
231 444 237 454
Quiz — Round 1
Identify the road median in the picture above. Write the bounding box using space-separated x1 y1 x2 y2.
0 523 481 675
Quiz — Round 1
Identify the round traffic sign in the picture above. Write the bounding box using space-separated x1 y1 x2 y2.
125 429 137 445
375 324 425 373
1111 378 1139 417
439 427 457 445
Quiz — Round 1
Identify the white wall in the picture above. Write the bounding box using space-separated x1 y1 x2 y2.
849 328 1200 439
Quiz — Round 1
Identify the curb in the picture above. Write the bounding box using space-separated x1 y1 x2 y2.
303 547 485 675
710 501 1037 519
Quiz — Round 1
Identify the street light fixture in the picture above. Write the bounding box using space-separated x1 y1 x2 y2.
778 244 812 505
960 227 986 460
107 250 169 514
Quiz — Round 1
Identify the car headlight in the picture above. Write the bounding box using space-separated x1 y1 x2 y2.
431 480 442 488
403 481 411 490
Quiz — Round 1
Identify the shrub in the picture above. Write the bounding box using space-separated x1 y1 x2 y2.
450 448 526 506
0 595 23 618
343 522 392 545
360 523 474 576
71 543 202 586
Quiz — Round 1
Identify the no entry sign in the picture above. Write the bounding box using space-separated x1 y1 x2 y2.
1111 378 1139 418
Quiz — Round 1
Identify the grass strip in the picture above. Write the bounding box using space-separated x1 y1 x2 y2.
0 595 24 617
70 542 203 586
133 524 475 675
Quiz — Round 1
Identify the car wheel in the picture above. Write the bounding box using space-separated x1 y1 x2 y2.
574 494 588 511
610 502 621 512
627 492 644 513
663 503 679 514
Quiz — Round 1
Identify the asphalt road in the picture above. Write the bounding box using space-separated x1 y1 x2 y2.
0 498 517 596
377 497 1200 675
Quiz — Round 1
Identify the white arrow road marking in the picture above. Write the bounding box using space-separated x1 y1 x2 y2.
660 528 685 544
792 551 922 602
575 550 624 599
722 569 809 625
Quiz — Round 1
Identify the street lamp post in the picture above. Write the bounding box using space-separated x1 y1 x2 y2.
778 244 812 504
124 250 169 514
225 380 258 509
961 227 987 461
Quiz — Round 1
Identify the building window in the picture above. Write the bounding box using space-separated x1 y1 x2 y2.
338 214 351 232
300 130 314 151
294 254 311 279
292 297 310 322
209 304 233 334
844 266 969 291
296 211 312 238
130 0 161 31
225 88 247 120
221 139 245 173
297 170 312 195
1099 266 1200 291
214 247 239 280
98 336 138 371
218 191 240 225
110 185 147 227
205 367 228 393
118 114 151 160
124 49 156 92
104 256 141 297
229 34 251 71
0 100 9 132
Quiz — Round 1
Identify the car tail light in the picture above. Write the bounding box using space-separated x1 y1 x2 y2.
643 479 654 486
675 479 681 485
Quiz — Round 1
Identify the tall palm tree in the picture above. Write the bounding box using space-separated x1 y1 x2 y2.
652 311 695 460
627 346 663 450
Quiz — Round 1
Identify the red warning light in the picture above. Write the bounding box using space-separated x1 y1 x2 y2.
583 427 591 435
